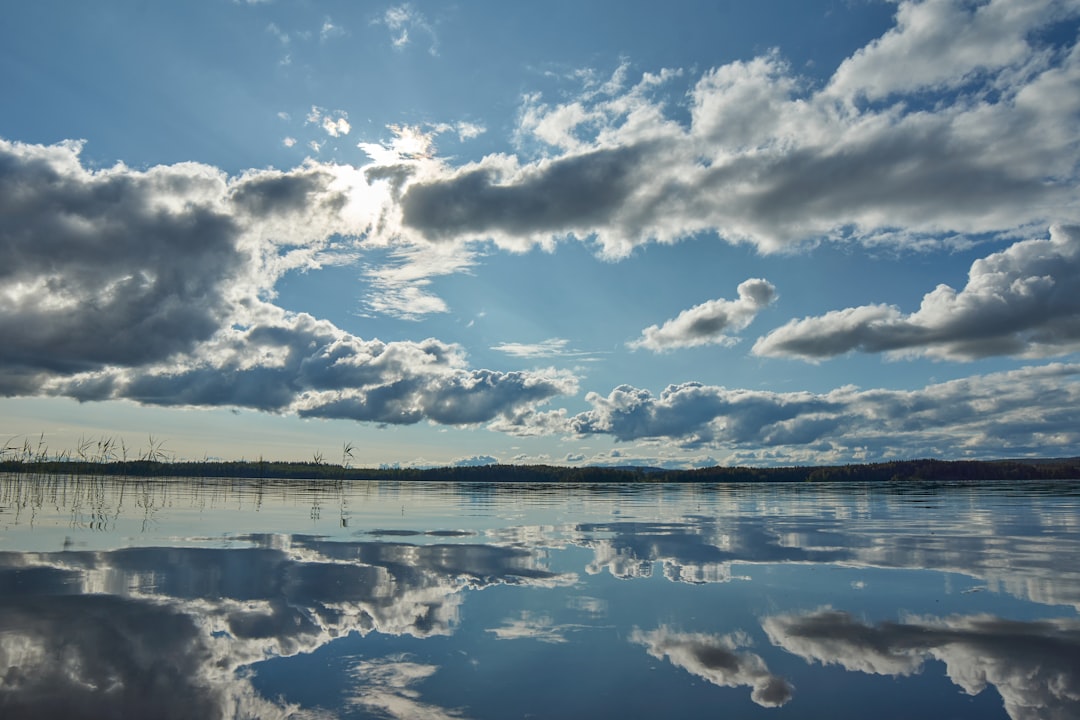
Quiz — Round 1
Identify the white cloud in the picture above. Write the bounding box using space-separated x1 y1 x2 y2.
561 364 1080 461
394 0 1080 257
282 137 296 148
322 116 351 137
0 138 576 428
492 338 600 361
454 121 485 141
361 241 478 319
753 225 1080 361
358 124 441 165
494 339 572 358
306 106 351 138
826 0 1079 101
631 278 776 352
293 1 1080 323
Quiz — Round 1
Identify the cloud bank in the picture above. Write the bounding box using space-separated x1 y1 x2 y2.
0 138 574 427
393 0 1080 257
563 364 1080 461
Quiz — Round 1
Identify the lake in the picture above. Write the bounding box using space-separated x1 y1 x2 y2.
1 474 1078 719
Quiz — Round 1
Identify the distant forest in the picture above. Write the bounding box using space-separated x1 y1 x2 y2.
2 456 1079 483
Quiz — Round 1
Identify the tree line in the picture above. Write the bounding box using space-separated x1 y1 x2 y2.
1 456 1078 483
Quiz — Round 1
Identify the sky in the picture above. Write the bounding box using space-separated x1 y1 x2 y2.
2 0 1080 468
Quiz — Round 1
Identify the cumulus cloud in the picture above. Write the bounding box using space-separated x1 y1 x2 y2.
227 0 1080 324
763 609 1080 720
0 139 576 427
391 0 1080 257
0 140 241 380
754 225 1080 361
454 121 485 141
561 364 1080 460
56 310 578 427
631 626 793 708
826 0 1080 100
631 279 776 351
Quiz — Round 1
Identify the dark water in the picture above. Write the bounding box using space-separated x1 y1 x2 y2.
1 474 1078 719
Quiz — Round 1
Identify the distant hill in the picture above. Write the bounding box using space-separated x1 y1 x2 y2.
2 456 1079 483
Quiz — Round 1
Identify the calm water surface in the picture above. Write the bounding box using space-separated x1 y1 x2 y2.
1 474 1078 719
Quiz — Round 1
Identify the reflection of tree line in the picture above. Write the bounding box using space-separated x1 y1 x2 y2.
3 456 1080 483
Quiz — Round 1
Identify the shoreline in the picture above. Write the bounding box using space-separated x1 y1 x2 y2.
3 457 1079 484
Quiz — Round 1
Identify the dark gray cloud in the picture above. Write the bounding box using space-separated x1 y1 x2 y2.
0 140 242 374
564 364 1080 460
401 143 651 241
754 225 1080 361
57 312 576 426
631 626 793 708
763 609 1080 720
229 166 347 217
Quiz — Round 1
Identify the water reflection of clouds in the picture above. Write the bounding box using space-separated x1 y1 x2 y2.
631 626 793 708
0 591 314 720
0 536 571 719
348 655 469 720
562 500 1080 610
4 478 1080 717
486 610 594 644
574 519 848 584
764 609 1080 720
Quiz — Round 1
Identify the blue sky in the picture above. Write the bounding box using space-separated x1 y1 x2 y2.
3 0 1080 468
